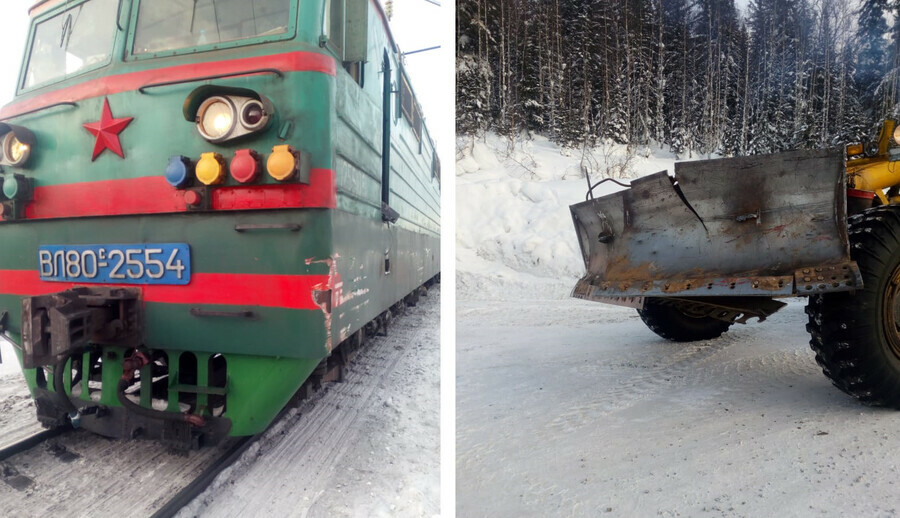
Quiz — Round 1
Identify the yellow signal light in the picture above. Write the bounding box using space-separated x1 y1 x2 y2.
196 152 226 185
266 145 298 181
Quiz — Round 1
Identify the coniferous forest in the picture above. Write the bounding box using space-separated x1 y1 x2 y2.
456 0 900 156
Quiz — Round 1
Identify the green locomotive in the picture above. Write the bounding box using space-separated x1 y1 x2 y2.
0 0 440 449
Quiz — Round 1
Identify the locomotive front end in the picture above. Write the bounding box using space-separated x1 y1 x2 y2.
0 0 345 450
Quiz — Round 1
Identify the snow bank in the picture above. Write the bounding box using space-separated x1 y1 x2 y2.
456 134 680 301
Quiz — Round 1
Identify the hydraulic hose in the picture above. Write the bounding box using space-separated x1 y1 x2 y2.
116 379 206 427
53 352 80 417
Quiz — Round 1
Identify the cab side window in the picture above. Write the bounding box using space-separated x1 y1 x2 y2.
324 0 366 87
324 0 343 57
399 73 422 143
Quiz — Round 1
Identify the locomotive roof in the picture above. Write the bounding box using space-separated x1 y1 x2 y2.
28 0 60 17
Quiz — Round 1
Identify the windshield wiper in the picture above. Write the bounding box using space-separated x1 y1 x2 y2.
59 13 72 48
190 0 199 33
59 4 83 50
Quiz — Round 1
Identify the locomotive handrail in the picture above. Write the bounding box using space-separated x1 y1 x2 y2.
233 223 302 232
0 101 77 122
189 308 257 319
138 68 285 94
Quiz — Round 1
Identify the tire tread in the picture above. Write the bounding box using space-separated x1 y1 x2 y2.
638 300 732 342
807 205 900 407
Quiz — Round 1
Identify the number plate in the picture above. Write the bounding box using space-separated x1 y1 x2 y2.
38 244 191 285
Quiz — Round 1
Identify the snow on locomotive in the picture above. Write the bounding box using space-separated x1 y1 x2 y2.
0 0 440 450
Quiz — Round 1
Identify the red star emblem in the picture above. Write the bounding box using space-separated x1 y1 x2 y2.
82 98 133 161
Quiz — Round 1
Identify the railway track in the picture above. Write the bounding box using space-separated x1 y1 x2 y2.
0 423 278 517
0 363 342 516
0 370 342 515
0 426 71 463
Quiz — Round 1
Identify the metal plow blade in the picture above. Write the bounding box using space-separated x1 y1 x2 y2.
570 149 862 303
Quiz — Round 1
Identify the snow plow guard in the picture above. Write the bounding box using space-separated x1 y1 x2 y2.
570 149 863 307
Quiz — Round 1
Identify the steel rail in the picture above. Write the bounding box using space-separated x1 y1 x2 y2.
149 435 255 518
0 426 71 462
150 389 310 518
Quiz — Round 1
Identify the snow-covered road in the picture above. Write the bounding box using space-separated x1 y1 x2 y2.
457 296 900 516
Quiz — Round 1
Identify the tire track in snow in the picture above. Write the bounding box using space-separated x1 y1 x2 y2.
547 322 826 435
546 333 743 432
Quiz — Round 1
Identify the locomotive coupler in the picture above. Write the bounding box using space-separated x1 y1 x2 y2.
21 287 142 369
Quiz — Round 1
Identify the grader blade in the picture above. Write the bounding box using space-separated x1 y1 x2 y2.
570 149 862 305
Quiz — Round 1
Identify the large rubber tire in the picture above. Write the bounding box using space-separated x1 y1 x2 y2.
637 298 733 342
806 206 900 406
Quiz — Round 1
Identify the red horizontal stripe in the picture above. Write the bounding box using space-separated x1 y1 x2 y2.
1 51 336 120
0 270 329 310
847 188 875 199
10 169 336 221
212 169 337 211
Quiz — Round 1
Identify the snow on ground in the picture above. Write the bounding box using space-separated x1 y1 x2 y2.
0 336 39 449
1 336 22 377
456 135 900 516
458 298 900 517
181 286 441 518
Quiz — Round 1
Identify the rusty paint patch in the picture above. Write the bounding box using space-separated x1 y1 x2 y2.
307 255 342 353
573 260 861 299
793 262 862 293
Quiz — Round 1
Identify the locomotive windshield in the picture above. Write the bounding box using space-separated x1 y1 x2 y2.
22 0 119 89
133 0 292 55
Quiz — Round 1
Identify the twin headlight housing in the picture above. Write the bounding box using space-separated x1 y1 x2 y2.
196 95 273 144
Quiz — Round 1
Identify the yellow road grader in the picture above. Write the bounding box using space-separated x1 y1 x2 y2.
570 121 900 405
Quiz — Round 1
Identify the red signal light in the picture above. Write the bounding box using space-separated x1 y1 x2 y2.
230 149 261 184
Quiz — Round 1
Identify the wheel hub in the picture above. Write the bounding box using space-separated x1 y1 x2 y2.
884 267 900 359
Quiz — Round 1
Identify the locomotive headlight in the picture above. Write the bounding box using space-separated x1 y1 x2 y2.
186 88 274 144
0 125 35 167
212 113 232 134
893 124 900 146
4 133 30 166
196 96 236 143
